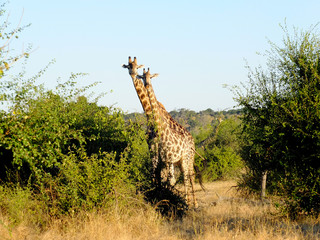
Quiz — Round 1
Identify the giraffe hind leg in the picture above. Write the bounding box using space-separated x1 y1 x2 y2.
189 168 198 208
184 154 198 207
181 159 193 206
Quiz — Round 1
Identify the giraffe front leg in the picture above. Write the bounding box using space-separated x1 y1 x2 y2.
150 141 161 186
160 162 175 186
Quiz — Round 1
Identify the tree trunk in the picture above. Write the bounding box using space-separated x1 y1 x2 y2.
261 170 268 199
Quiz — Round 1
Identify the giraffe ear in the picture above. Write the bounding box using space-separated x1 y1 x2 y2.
137 75 143 79
122 64 128 68
137 64 144 69
151 73 159 79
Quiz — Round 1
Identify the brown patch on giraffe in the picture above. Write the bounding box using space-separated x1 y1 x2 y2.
136 88 142 95
174 123 178 131
145 106 151 113
142 99 148 109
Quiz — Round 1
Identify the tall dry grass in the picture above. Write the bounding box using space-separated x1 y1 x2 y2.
0 180 319 240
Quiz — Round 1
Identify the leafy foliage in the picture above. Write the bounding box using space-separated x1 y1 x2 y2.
234 24 320 218
195 117 243 181
0 60 153 217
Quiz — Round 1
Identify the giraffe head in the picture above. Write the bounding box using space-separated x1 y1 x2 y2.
122 56 144 78
138 68 159 86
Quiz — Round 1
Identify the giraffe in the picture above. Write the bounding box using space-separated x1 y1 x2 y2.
138 67 198 207
122 56 161 183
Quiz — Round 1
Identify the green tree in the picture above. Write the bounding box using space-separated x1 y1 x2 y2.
234 24 320 218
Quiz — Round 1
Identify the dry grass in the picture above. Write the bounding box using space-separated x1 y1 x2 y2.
0 180 319 240
172 181 320 239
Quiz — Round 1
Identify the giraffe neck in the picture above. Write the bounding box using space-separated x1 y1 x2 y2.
145 83 163 133
132 77 153 118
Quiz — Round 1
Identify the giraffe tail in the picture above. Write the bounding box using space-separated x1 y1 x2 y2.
193 148 208 192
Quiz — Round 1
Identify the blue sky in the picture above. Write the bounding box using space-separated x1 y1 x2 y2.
5 0 320 112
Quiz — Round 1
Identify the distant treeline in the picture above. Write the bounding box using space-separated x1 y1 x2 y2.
124 108 242 135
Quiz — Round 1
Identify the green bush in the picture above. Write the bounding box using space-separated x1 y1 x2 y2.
48 148 135 215
0 61 152 216
195 117 243 181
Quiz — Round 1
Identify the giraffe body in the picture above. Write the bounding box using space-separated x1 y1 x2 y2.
139 68 198 207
